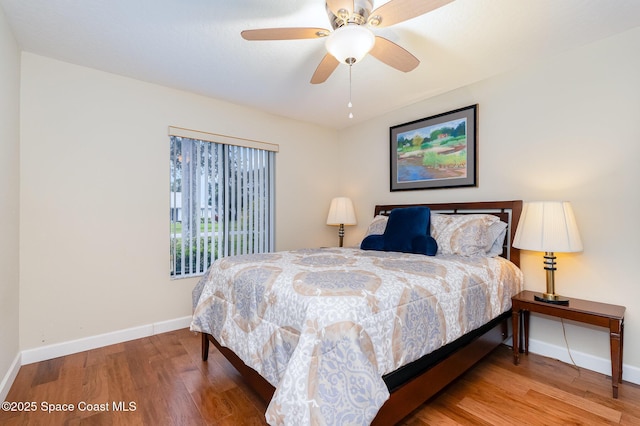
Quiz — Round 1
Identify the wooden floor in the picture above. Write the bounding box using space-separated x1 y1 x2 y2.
2 328 639 425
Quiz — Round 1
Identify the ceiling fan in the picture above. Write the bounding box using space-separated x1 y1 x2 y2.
241 0 453 84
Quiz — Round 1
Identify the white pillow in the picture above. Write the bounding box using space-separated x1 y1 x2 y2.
431 213 507 257
364 215 388 237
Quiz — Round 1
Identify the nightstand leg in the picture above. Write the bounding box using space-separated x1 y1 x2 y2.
610 318 623 398
523 310 530 355
620 321 624 383
512 309 520 364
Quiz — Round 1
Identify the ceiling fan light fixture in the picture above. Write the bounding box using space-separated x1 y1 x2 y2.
367 14 382 27
325 24 375 64
336 8 350 20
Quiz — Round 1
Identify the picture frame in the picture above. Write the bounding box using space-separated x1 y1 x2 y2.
390 104 477 191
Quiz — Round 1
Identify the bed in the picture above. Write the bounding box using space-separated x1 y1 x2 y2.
191 200 523 425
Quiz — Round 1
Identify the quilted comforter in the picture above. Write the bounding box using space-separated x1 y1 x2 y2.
191 247 523 425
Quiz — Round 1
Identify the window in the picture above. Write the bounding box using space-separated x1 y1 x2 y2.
169 127 277 278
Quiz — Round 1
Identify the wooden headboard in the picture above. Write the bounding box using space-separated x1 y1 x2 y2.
374 200 522 267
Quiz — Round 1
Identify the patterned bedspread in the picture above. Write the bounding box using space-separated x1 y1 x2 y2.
190 247 523 425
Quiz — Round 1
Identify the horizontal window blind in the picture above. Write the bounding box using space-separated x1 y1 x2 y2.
170 130 275 278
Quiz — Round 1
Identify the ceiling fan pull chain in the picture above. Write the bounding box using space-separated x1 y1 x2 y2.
348 64 353 119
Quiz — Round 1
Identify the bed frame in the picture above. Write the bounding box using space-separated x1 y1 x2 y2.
201 200 522 425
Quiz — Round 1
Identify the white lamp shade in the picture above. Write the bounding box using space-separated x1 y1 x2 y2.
513 201 583 253
325 25 375 64
326 197 357 225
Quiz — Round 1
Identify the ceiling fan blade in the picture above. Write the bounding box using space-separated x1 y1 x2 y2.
326 0 354 17
310 54 340 84
370 36 419 72
369 0 453 28
241 27 330 41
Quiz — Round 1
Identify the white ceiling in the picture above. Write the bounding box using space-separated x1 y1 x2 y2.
2 0 640 129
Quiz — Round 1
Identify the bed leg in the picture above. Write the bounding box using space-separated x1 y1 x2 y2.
501 316 509 340
201 333 210 361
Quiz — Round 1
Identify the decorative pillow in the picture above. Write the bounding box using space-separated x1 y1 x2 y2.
384 207 430 253
360 234 385 251
431 213 507 257
360 207 437 256
364 215 388 237
411 234 439 256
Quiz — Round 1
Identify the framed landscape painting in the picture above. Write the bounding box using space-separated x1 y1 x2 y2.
390 104 477 191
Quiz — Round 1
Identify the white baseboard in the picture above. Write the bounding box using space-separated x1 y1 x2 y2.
526 338 640 385
0 352 22 402
21 316 192 365
1 316 192 400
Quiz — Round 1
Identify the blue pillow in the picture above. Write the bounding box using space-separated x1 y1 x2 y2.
360 234 385 251
412 234 438 256
360 206 438 256
383 207 431 253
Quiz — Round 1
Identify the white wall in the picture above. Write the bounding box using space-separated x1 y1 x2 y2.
19 53 339 350
0 5 21 399
339 27 640 381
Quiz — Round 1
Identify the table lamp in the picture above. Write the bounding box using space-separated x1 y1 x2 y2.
326 197 357 247
513 201 583 305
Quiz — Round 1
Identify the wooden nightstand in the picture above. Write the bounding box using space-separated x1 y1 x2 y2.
511 290 625 398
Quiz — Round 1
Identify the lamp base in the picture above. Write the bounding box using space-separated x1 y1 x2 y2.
338 224 345 247
534 293 569 305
